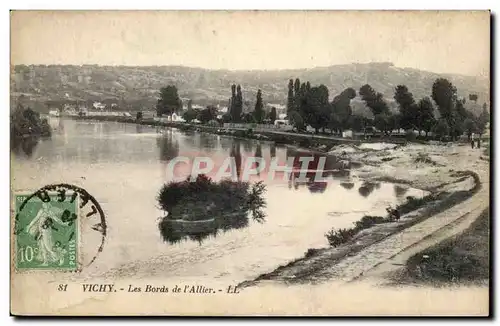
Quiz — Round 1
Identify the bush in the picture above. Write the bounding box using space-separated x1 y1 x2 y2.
325 228 357 247
353 215 386 231
207 120 219 127
397 194 437 215
157 175 268 245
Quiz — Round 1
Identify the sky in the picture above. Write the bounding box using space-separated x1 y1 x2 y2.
10 10 490 77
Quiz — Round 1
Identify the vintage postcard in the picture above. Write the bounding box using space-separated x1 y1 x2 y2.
10 10 490 316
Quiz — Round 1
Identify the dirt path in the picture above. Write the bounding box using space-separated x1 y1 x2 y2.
358 198 488 283
319 179 488 283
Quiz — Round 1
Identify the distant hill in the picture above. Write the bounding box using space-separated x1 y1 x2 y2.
10 62 489 115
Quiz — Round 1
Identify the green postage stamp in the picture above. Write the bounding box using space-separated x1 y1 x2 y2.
14 192 79 271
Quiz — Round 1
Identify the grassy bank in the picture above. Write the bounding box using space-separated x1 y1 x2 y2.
398 207 490 285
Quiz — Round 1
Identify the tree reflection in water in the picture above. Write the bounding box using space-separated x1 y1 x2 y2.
270 144 276 158
156 131 180 162
11 136 40 158
340 182 355 190
394 184 409 197
230 141 242 181
285 147 351 194
157 175 266 245
254 143 262 177
358 181 381 197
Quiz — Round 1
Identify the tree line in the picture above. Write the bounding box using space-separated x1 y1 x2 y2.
155 78 489 140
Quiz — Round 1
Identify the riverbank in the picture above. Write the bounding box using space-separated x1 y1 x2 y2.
239 141 489 286
72 115 413 149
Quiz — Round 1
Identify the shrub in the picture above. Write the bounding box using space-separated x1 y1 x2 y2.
325 228 357 247
353 215 386 231
397 194 437 215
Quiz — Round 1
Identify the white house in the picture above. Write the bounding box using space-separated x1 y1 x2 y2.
92 102 106 110
173 113 185 122
48 110 60 117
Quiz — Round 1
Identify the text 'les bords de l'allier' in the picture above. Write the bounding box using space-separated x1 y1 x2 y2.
79 283 240 294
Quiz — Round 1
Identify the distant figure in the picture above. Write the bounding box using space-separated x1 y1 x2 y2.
471 139 475 149
477 137 481 149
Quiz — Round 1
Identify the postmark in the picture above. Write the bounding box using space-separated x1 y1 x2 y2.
13 184 107 271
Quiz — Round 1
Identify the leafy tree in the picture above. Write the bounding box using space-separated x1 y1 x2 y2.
330 88 356 135
231 85 243 123
269 107 277 123
183 109 198 123
388 113 401 133
253 89 265 123
349 114 365 133
463 118 477 140
229 84 236 120
394 85 418 131
432 119 450 141
374 113 393 135
303 84 330 134
455 98 472 120
288 110 305 131
327 113 341 135
477 103 490 136
294 78 301 111
359 84 389 116
242 112 255 123
431 78 456 122
222 113 232 123
156 85 181 117
417 97 436 137
198 106 217 124
287 79 294 113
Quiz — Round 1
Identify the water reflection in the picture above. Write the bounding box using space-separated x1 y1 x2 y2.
199 133 217 149
230 142 242 180
340 182 355 190
242 139 254 153
270 144 276 158
358 181 381 198
156 131 179 162
285 147 351 194
394 184 409 197
136 124 143 134
158 176 266 245
11 136 40 158
254 144 262 177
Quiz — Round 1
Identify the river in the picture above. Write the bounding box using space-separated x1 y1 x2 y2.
11 118 427 283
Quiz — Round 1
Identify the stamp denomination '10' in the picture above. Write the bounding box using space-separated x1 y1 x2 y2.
15 193 79 271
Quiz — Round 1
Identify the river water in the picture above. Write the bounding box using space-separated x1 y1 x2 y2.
11 118 426 283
